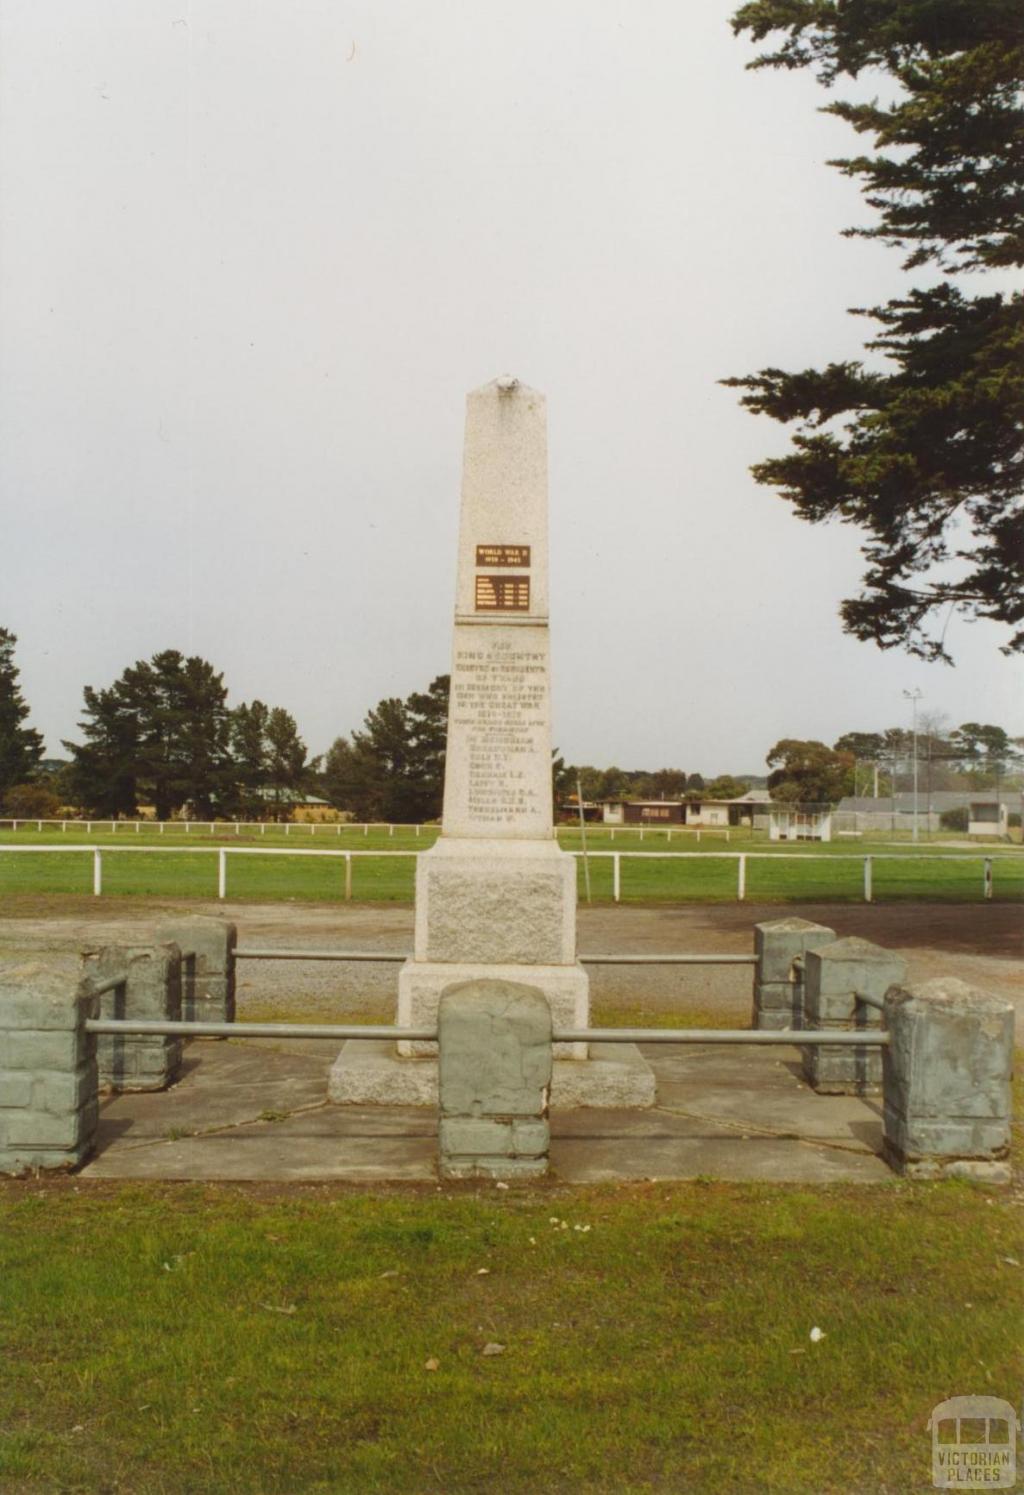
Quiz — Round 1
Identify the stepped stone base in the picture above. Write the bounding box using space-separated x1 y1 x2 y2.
398 960 590 1059
328 1040 656 1110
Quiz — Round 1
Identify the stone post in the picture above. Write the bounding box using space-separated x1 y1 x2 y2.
81 943 183 1092
0 962 100 1174
882 978 1013 1182
752 918 835 1030
157 916 236 1024
438 979 552 1180
801 937 906 1094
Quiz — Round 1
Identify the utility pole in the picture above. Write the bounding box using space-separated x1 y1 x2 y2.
903 689 923 843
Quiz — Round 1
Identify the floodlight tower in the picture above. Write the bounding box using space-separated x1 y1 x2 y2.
903 689 924 843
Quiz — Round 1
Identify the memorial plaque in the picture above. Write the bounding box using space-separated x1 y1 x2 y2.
475 544 531 568
475 575 530 612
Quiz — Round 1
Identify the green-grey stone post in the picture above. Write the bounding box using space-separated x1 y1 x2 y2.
81 943 183 1092
157 916 236 1024
882 978 1014 1183
438 979 552 1180
801 937 906 1094
0 962 100 1174
752 918 836 1030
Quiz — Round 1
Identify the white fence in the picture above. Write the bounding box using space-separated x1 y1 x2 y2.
0 818 427 837
0 843 1017 902
0 817 734 841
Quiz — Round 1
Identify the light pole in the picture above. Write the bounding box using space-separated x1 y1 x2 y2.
903 689 923 842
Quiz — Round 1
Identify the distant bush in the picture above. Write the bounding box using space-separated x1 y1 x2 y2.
1009 812 1021 830
939 807 969 832
2 783 61 819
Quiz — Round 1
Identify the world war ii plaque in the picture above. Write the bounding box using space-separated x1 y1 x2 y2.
475 544 531 567
474 574 530 612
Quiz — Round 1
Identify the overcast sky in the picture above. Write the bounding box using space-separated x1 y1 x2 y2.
2 1 1020 775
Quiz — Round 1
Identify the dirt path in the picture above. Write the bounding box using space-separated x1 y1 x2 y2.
1 897 1019 1030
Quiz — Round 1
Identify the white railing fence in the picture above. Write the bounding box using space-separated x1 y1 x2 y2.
0 844 1016 903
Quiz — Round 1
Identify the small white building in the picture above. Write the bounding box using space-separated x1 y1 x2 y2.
968 800 1009 837
768 807 833 842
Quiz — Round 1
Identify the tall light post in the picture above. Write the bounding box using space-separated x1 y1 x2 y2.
903 689 923 842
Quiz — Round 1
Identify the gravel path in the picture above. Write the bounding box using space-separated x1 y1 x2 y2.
0 899 1019 1030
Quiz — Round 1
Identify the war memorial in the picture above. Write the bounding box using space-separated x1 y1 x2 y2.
0 378 1014 1188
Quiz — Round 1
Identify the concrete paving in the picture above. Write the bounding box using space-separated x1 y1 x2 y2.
80 1037 892 1185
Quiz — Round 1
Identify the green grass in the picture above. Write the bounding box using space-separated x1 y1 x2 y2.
0 825 1020 905
0 1177 1020 1494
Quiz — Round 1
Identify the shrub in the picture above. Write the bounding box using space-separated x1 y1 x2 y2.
939 807 969 832
2 783 61 819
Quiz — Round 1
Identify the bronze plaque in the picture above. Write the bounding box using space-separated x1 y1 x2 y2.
475 575 530 612
475 544 531 568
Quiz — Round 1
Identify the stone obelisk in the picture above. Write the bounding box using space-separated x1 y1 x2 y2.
329 378 653 1109
397 376 589 1055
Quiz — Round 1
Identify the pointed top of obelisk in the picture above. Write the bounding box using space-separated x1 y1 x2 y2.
470 374 543 402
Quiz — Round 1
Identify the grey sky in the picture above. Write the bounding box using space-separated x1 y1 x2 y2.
2 1 1020 776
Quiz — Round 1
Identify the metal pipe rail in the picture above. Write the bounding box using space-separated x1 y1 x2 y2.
84 1020 438 1041
582 953 756 966
81 975 127 999
233 947 757 966
554 1028 889 1045
83 1018 889 1046
235 948 407 962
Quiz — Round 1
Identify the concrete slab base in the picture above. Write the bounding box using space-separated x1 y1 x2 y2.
78 1039 893 1185
327 1039 657 1110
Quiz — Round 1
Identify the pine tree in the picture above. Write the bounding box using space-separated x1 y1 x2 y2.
65 651 233 819
323 676 450 823
265 707 310 814
724 0 1024 660
0 628 44 801
230 701 271 819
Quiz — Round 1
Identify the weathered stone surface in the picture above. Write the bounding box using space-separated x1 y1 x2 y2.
753 981 797 1013
397 959 588 1059
417 848 575 965
157 916 236 1023
439 1117 515 1156
754 919 837 984
0 962 99 1174
439 980 552 1117
438 980 551 1180
157 916 236 976
802 938 905 1094
549 1043 657 1109
882 977 1013 1181
81 943 183 1092
442 379 552 842
752 919 835 1030
329 1041 655 1110
804 938 906 1024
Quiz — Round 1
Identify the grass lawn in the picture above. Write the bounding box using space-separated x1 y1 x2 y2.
0 1175 1021 1495
0 826 1020 905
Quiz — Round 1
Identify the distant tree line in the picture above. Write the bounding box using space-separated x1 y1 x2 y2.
1 628 1021 821
766 723 1024 805
60 650 313 820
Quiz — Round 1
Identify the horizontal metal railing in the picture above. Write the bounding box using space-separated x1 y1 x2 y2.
235 948 407 962
83 1018 889 1046
556 1027 889 1046
84 1020 437 1041
232 947 757 966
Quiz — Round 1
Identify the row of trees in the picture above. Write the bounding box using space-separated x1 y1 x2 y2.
2 632 1021 820
767 723 1024 804
63 651 312 820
